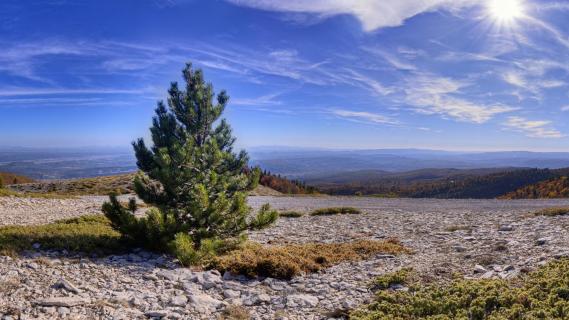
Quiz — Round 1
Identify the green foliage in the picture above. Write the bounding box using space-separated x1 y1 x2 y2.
533 207 569 217
171 233 200 266
0 175 4 189
374 268 413 290
0 215 123 255
311 207 361 216
351 259 569 320
249 204 279 230
103 62 276 262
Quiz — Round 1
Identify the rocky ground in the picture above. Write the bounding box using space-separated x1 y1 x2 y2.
2 196 569 319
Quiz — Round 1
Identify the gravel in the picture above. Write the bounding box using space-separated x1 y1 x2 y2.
2 195 569 319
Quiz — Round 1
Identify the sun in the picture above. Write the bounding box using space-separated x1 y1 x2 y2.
488 0 525 22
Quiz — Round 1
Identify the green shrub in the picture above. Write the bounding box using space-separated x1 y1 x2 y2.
351 259 569 320
171 233 200 266
279 211 303 218
533 207 569 217
249 204 279 229
311 207 361 216
103 63 278 263
374 268 413 290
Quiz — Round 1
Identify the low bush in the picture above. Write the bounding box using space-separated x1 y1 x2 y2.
533 207 569 217
212 239 409 280
279 211 303 218
310 207 361 216
373 268 414 290
351 259 569 320
0 215 123 255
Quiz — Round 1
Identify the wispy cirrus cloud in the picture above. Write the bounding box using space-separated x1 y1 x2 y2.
361 46 417 71
402 75 516 123
231 92 283 106
226 0 481 31
332 109 400 125
503 116 564 138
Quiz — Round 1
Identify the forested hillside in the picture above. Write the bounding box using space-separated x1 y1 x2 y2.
315 168 568 199
501 176 569 199
259 170 318 194
404 169 559 199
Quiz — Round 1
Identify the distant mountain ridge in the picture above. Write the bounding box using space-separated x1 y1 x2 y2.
2 146 569 179
249 147 569 179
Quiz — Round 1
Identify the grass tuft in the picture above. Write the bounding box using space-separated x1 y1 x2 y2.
310 207 361 216
279 211 303 218
0 215 124 255
533 207 569 217
352 259 569 320
211 239 409 280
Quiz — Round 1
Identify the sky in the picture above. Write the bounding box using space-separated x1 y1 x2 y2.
1 0 569 151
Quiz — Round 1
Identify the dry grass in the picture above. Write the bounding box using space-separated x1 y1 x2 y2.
533 207 569 217
9 174 135 196
0 188 75 199
219 305 250 320
0 215 123 255
310 207 361 216
212 239 409 280
0 172 34 185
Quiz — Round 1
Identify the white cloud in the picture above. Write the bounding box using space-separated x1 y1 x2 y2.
226 0 480 31
561 105 569 112
361 47 416 71
503 116 564 138
403 75 515 123
342 69 393 96
502 69 567 96
232 92 283 106
332 110 399 125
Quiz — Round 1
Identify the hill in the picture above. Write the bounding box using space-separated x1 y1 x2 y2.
259 170 318 195
501 176 569 199
404 168 559 199
9 174 135 195
312 167 569 199
9 172 294 196
0 172 34 185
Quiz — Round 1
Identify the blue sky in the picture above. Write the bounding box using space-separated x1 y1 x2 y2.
1 0 569 151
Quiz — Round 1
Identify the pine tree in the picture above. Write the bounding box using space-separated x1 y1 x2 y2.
103 62 277 256
0 176 4 189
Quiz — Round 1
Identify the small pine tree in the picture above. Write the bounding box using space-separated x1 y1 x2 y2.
0 176 4 189
103 62 277 256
